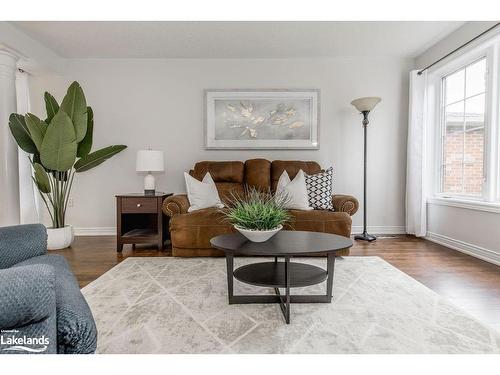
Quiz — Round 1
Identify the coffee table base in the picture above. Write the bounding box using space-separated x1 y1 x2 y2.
225 254 335 324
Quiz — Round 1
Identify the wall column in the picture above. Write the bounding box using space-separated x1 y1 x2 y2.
0 49 20 226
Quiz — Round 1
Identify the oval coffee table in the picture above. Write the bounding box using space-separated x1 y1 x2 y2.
210 230 353 324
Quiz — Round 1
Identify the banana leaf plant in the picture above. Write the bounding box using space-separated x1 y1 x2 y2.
9 81 127 228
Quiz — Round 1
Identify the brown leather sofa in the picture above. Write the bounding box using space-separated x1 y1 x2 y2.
162 159 358 257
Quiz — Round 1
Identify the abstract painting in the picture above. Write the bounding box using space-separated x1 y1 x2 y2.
205 90 319 149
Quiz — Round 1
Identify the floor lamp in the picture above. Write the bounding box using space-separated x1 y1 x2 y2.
351 97 381 242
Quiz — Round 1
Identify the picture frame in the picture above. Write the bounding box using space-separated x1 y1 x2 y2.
204 89 320 149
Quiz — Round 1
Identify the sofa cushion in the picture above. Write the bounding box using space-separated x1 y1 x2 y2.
271 160 322 192
215 182 245 203
170 208 233 249
190 161 246 202
0 264 56 336
191 161 244 183
0 224 47 269
287 209 351 238
13 254 97 354
170 207 352 249
245 159 271 191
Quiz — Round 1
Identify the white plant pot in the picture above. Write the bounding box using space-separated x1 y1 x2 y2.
234 224 283 243
47 225 74 250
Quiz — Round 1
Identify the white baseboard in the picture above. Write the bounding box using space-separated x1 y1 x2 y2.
75 225 406 236
426 231 500 266
351 225 406 234
74 227 115 236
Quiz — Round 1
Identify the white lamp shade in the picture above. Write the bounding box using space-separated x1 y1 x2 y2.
136 150 164 172
351 97 382 112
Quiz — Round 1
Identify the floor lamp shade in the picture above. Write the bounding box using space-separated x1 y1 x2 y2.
351 97 381 112
351 97 381 242
136 150 165 195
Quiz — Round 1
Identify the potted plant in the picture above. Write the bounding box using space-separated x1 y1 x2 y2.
221 188 291 242
9 81 127 250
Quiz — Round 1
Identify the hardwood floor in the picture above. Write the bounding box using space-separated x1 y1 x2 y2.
54 235 500 332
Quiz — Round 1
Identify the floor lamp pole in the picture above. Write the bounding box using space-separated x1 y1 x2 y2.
355 110 376 242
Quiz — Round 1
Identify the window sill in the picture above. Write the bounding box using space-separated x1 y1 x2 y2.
427 197 500 214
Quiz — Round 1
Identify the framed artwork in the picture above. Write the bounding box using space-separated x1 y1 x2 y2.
205 89 320 149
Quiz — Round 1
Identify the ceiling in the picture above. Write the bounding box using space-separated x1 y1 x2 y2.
11 21 464 59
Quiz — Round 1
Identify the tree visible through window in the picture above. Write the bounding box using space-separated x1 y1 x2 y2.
441 58 486 196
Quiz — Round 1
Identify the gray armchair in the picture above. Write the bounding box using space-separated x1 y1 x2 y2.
0 224 97 354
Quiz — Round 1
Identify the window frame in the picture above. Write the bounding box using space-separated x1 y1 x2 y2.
493 44 500 202
431 43 498 204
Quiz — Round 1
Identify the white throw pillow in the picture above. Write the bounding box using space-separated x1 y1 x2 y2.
184 172 224 212
275 170 313 210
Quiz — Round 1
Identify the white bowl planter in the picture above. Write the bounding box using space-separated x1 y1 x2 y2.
47 225 74 250
234 224 283 243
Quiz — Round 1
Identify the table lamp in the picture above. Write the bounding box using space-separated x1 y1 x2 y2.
351 97 381 242
136 150 164 195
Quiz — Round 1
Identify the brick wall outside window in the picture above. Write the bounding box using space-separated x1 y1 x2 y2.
443 128 484 195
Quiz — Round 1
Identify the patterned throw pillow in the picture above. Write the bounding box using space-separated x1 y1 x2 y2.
305 167 334 210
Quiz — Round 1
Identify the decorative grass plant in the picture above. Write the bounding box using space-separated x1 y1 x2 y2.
221 187 291 231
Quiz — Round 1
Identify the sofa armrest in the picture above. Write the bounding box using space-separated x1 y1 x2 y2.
332 194 359 216
0 224 47 269
0 264 56 330
162 194 190 217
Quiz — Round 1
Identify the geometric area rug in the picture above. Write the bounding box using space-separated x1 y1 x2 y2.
81 256 500 354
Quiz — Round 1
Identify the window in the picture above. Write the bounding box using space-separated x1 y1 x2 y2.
440 58 487 197
428 38 500 210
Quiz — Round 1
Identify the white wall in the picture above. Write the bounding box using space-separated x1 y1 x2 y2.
427 204 500 264
28 57 412 234
415 21 498 69
416 22 500 263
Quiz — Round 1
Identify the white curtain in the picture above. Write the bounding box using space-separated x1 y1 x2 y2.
406 70 428 237
15 70 40 224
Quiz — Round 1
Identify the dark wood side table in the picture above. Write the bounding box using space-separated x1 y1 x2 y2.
116 193 172 252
